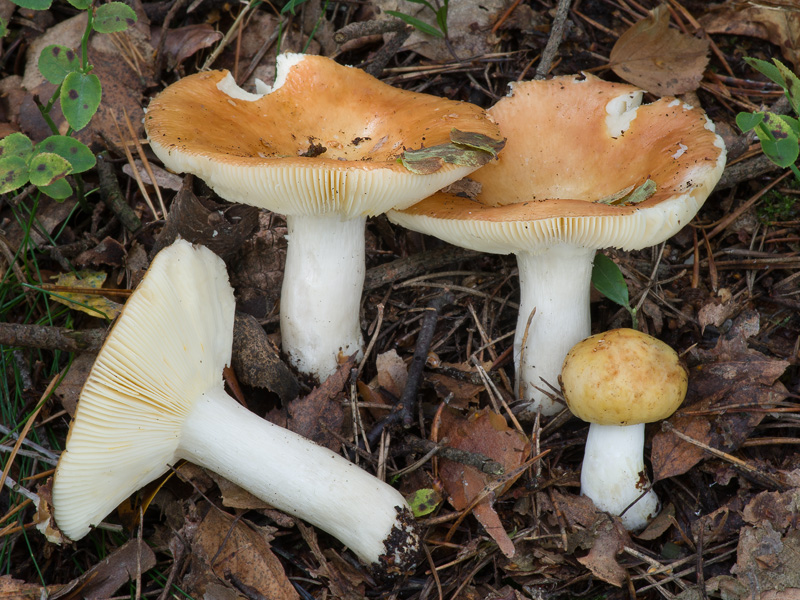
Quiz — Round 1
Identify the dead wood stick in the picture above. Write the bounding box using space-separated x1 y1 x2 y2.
365 247 480 291
534 0 574 79
97 152 142 233
0 323 106 353
401 434 504 475
365 292 454 447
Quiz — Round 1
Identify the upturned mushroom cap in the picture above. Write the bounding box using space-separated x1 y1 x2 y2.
388 73 725 252
144 53 504 218
52 239 235 539
560 328 688 426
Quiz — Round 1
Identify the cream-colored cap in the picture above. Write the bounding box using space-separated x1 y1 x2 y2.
560 328 687 426
145 53 503 219
388 74 726 253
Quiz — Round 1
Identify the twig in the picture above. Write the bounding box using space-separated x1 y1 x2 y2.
400 435 505 475
534 0 573 79
334 18 408 44
364 26 413 78
365 247 480 291
97 152 142 233
0 323 106 353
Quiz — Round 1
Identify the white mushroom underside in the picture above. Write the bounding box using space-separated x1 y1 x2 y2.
148 140 479 219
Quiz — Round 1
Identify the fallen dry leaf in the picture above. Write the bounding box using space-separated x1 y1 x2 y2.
435 407 530 558
231 312 299 403
700 2 800 69
184 506 299 600
158 23 222 70
75 236 127 268
731 524 800 598
268 355 354 451
376 349 408 399
651 314 790 482
610 3 709 95
0 575 45 600
575 519 631 587
50 539 156 600
49 270 123 320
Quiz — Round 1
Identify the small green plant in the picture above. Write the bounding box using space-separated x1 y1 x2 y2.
386 0 450 39
736 57 800 183
592 253 638 329
0 0 137 200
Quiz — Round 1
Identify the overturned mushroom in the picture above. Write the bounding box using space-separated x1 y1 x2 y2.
47 239 420 576
389 74 725 417
144 53 503 380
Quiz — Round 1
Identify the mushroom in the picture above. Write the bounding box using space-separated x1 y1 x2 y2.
388 74 725 417
48 239 420 575
560 328 687 530
144 53 503 380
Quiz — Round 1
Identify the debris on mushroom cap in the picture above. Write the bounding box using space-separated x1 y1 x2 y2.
560 328 688 426
144 53 504 219
389 73 726 254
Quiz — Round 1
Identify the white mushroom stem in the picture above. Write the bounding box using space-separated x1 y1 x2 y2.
580 423 660 531
514 245 594 417
281 214 366 380
180 386 415 566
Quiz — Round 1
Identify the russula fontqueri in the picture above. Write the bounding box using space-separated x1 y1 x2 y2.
46 239 420 575
144 53 503 381
560 328 688 530
389 74 725 417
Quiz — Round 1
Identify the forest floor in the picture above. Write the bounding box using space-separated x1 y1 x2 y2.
1 0 800 598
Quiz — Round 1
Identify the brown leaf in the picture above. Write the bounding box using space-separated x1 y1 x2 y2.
185 507 299 600
743 491 800 531
268 355 353 451
51 539 156 600
610 3 709 95
159 24 222 69
436 407 530 557
575 519 630 587
0 575 45 600
650 319 790 482
700 2 800 69
732 525 800 596
75 236 127 268
152 177 260 259
376 349 408 399
231 312 299 403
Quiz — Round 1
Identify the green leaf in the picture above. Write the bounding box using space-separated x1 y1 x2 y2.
595 179 656 206
38 45 81 85
28 152 72 186
93 2 138 33
61 72 101 131
592 253 630 309
744 57 786 89
0 18 8 38
754 113 800 168
385 10 444 38
773 59 800 115
9 0 52 9
36 135 96 173
406 488 442 518
65 0 91 9
435 6 448 35
779 115 800 138
736 111 765 133
38 177 73 200
401 129 505 174
280 0 309 15
0 157 29 193
0 132 34 161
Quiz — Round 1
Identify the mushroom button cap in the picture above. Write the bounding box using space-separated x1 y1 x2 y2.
560 328 688 426
144 53 504 218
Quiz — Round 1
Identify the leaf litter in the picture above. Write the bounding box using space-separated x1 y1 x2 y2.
3 0 800 598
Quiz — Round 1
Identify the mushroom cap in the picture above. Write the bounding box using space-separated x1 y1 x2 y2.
145 53 503 219
51 239 235 540
388 74 726 253
560 328 688 426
